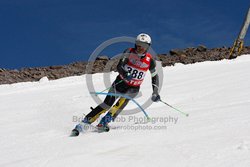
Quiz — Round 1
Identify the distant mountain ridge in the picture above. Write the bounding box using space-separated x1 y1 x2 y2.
1 46 250 85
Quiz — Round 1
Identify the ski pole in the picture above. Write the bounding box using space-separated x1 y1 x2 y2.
90 91 150 120
159 99 189 117
98 80 124 93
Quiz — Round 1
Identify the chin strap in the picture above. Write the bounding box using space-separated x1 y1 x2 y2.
134 50 146 59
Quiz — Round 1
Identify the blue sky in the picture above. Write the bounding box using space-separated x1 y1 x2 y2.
0 0 250 69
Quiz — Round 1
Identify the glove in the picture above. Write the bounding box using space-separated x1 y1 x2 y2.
124 73 133 81
151 93 161 102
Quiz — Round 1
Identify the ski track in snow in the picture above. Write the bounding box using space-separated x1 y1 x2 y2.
1 55 250 167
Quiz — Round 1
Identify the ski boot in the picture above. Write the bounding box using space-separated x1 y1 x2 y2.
70 118 90 137
96 112 113 132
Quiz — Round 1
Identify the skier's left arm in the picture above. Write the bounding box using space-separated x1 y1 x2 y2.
149 58 161 102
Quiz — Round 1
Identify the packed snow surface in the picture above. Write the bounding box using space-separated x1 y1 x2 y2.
1 55 250 167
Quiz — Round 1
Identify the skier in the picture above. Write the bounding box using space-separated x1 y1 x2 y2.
71 33 161 136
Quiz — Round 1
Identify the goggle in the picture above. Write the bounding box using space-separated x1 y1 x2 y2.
135 41 150 49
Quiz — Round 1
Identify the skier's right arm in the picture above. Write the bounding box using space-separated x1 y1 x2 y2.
117 49 130 77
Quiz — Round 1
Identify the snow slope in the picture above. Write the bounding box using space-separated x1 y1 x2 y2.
1 55 250 167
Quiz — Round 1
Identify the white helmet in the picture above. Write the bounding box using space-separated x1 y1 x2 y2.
136 33 152 45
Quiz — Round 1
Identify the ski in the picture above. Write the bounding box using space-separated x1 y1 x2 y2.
70 129 80 137
96 124 110 133
70 123 110 137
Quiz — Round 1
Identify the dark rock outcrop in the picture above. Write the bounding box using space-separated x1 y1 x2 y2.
0 46 250 85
